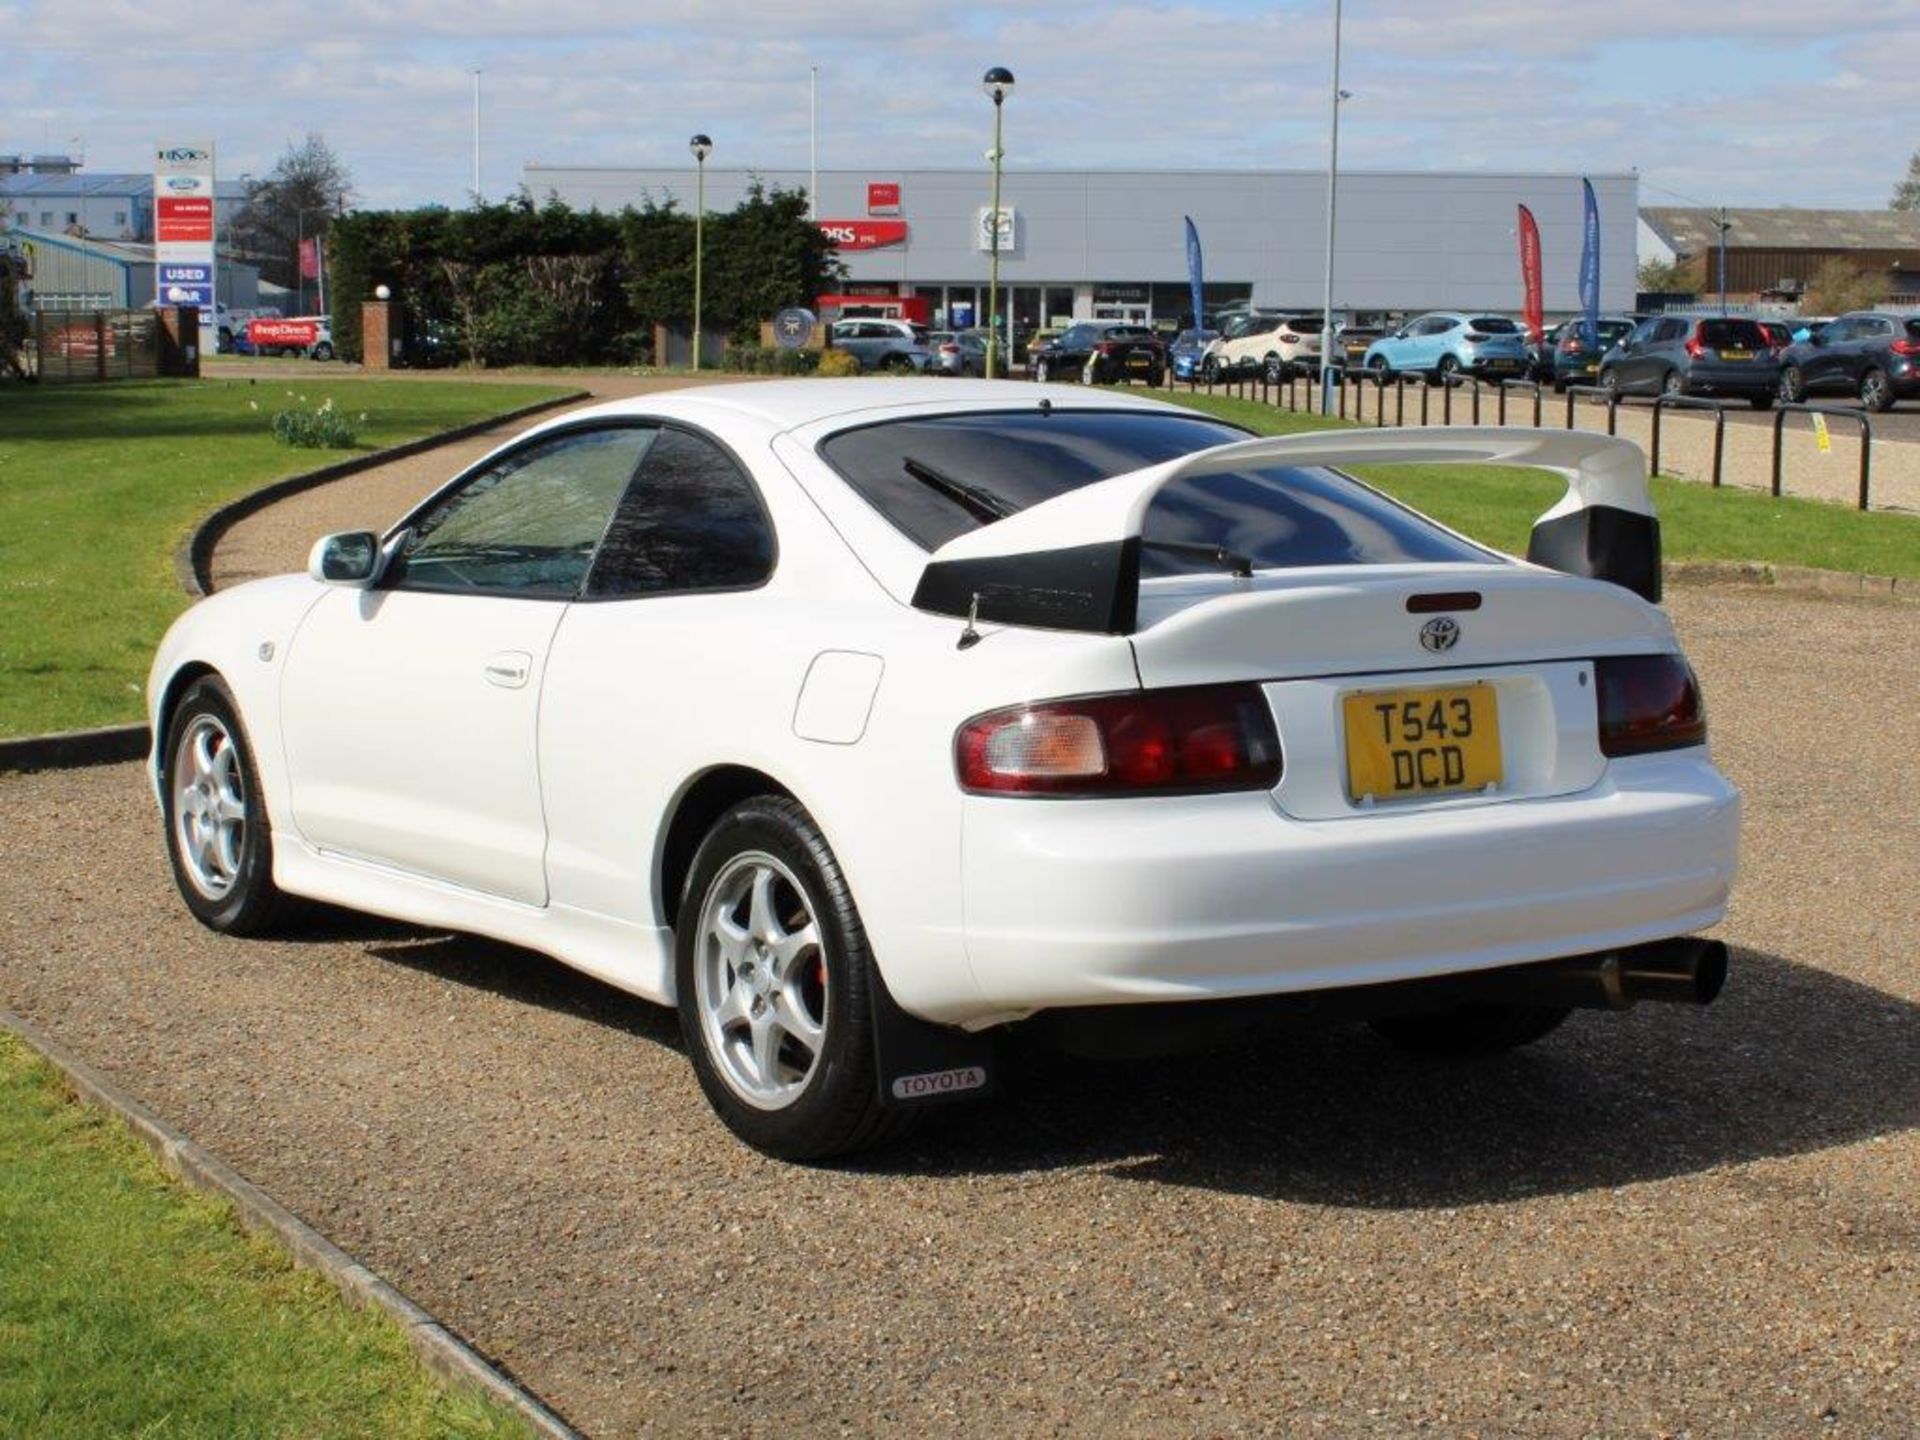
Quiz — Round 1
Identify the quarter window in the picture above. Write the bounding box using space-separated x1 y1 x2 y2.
388 426 658 597
586 428 775 598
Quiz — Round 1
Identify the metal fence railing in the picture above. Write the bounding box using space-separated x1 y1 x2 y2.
1772 404 1874 510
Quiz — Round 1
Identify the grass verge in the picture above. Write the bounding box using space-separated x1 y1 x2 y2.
1164 390 1920 580
0 1032 530 1439
0 376 572 737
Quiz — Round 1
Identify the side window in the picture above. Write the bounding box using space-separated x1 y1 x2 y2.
1434 317 1461 334
585 428 775 599
1861 318 1894 340
389 426 657 597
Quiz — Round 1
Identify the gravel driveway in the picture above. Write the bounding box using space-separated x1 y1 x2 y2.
2 583 1914 1437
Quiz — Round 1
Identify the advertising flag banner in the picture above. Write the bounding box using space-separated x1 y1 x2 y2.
1516 204 1544 343
1578 178 1601 350
153 141 216 312
299 237 321 279
1184 216 1205 333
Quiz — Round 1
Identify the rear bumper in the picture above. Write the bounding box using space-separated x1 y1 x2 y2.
922 750 1739 1027
1684 363 1778 395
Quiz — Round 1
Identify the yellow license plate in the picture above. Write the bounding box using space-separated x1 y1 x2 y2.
1720 348 1751 361
1343 683 1503 802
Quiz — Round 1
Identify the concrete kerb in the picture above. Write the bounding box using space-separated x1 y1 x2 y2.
0 1007 584 1440
0 388 589 776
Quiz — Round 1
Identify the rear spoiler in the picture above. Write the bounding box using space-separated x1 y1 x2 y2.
911 426 1659 635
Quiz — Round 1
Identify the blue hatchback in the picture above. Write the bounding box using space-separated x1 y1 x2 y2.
1361 312 1531 381
1168 328 1220 381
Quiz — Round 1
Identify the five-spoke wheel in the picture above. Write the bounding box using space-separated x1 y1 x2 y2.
162 675 291 934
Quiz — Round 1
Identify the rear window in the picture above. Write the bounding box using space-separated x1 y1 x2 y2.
1906 319 1920 341
1468 317 1521 333
1282 316 1325 333
816 410 1499 575
1698 319 1766 347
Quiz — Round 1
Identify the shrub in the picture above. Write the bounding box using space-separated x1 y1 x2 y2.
271 397 360 449
816 348 860 378
723 344 821 375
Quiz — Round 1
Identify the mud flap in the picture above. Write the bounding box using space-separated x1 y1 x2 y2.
869 963 997 1109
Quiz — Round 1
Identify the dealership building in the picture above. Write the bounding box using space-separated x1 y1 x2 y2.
526 164 1638 332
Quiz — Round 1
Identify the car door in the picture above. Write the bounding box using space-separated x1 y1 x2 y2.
1800 318 1850 390
537 426 780 956
279 422 658 904
1846 316 1893 388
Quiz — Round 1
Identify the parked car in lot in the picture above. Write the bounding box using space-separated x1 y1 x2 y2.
1757 320 1796 355
1030 322 1165 385
927 329 990 377
148 379 1738 1159
1545 316 1636 391
1361 313 1531 381
1331 323 1383 373
1168 328 1221 382
828 318 932 373
1202 314 1323 383
1778 312 1920 411
1598 316 1778 408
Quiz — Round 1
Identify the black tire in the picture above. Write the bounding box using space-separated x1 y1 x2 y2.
1436 354 1460 383
675 796 910 1161
1599 369 1621 401
1860 367 1894 413
1263 353 1286 385
1033 357 1050 383
1369 1003 1570 1058
1368 355 1391 379
1145 368 1165 389
161 675 295 936
1779 364 1806 403
310 341 335 362
1661 368 1686 398
1201 355 1221 385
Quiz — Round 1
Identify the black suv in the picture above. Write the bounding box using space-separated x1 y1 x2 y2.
1598 315 1779 409
1030 323 1165 386
1778 312 1920 412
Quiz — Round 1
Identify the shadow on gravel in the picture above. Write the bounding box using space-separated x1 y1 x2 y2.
869 947 1920 1209
335 929 1916 1210
364 933 682 1047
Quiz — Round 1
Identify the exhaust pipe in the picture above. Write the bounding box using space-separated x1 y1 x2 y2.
1467 937 1729 1011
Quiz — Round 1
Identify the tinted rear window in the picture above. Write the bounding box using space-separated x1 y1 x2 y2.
816 410 1497 574
1469 317 1521 333
1907 319 1920 340
1699 319 1767 347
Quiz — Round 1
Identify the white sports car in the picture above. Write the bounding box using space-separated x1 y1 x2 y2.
149 380 1740 1159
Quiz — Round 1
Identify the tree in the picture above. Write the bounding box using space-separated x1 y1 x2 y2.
1891 150 1920 211
1637 256 1692 294
230 134 356 299
1803 257 1882 315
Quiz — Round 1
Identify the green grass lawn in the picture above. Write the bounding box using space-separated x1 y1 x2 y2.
1165 390 1920 580
0 1033 530 1439
0 377 571 738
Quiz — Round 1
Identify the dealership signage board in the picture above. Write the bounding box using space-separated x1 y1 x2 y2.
153 141 216 310
975 206 1016 253
818 218 908 251
867 182 900 214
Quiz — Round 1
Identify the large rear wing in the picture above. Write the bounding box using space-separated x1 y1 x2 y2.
911 426 1659 635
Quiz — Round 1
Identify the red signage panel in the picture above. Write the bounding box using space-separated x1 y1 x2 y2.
156 195 214 242
818 218 908 251
867 182 901 213
248 317 324 348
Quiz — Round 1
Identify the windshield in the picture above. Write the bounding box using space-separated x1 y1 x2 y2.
816 410 1500 575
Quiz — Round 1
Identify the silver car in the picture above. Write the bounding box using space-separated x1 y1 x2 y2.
828 319 933 373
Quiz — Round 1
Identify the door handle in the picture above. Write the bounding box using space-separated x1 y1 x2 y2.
483 651 532 689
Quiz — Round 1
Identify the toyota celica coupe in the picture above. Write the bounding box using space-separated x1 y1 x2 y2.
150 380 1740 1158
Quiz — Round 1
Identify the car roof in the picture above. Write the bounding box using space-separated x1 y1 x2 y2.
520 379 1182 442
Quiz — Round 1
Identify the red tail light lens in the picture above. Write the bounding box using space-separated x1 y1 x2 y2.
956 685 1282 796
1096 342 1115 355
1891 338 1920 356
1685 327 1705 359
1595 655 1707 757
1561 338 1583 355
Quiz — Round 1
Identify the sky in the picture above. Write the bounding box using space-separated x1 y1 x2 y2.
6 0 1918 213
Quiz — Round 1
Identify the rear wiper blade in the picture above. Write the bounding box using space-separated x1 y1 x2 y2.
902 456 1017 524
1141 538 1255 578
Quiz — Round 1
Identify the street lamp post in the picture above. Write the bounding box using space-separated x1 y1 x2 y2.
690 133 712 372
1717 207 1731 317
1318 0 1345 415
981 67 1015 379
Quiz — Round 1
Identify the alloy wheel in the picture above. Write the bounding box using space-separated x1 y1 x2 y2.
692 852 829 1111
171 713 247 900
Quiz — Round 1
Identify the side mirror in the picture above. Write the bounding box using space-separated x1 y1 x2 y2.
308 530 381 587
1393 329 1408 340
1808 331 1826 347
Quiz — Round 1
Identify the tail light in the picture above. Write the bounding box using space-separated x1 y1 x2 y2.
1561 338 1583 355
1595 655 1706 757
939 343 959 355
1891 338 1920 356
1096 342 1115 355
956 685 1282 797
1685 327 1705 359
